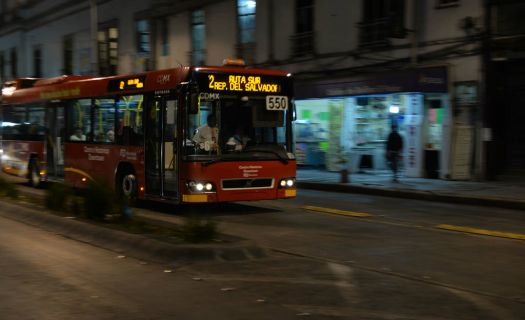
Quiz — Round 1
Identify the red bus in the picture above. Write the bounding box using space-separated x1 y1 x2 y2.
0 63 296 203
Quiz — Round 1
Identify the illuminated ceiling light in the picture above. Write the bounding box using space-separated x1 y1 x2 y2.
389 106 400 114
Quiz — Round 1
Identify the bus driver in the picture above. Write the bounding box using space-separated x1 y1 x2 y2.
192 114 218 152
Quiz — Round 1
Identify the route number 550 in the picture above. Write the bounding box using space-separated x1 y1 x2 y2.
266 96 288 111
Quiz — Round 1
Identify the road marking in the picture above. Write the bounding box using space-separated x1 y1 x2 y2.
436 224 525 241
302 205 371 218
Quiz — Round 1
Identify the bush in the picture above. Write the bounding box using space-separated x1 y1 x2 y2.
45 183 72 211
0 176 19 199
179 216 218 243
81 179 122 221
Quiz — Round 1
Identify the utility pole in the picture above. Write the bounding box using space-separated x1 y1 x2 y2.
90 0 98 75
410 0 418 66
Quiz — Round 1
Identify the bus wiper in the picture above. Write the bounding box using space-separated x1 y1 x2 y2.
247 149 289 164
202 157 223 167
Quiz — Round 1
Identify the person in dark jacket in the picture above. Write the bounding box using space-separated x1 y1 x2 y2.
386 124 403 182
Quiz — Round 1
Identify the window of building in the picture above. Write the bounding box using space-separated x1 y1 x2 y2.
160 18 169 56
136 19 151 54
10 47 17 78
98 26 119 76
359 0 406 47
237 0 256 44
292 0 314 56
63 35 74 75
136 19 151 71
33 46 42 78
436 0 459 8
191 9 206 66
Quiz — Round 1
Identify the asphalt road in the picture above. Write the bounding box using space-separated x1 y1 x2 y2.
1 183 525 319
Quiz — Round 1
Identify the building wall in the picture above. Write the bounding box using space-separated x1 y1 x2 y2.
0 0 490 179
206 0 236 66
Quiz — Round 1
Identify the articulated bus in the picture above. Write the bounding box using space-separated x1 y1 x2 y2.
0 62 296 203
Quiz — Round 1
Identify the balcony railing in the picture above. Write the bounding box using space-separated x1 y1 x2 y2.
290 31 315 57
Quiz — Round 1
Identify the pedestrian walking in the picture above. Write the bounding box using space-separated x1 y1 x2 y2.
386 124 403 182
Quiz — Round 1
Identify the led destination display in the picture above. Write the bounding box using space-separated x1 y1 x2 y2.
195 72 287 94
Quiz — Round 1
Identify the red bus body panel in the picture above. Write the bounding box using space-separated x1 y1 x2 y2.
179 160 297 202
63 143 144 190
1 140 44 177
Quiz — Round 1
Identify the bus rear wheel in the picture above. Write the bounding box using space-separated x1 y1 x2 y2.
27 159 41 188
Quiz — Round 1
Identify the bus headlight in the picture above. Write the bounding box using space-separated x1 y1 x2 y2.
187 180 216 192
279 177 296 188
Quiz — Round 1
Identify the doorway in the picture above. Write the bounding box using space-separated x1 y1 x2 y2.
144 96 179 198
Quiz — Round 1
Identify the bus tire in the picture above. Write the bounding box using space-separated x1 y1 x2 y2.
27 158 41 188
117 170 137 202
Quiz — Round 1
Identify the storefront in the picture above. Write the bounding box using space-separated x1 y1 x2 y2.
294 66 450 179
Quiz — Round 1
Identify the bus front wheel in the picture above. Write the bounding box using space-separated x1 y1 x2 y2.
118 171 137 201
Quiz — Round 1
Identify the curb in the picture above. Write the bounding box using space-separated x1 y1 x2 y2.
0 200 267 265
297 181 525 211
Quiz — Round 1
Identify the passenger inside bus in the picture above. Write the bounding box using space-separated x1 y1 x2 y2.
70 127 86 141
106 130 115 143
225 125 251 152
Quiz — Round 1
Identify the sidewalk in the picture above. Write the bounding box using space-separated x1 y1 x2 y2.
296 168 525 210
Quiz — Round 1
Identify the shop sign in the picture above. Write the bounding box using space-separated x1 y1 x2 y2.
296 66 448 99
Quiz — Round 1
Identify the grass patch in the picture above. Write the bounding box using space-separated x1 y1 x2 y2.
45 183 73 211
0 176 19 199
179 216 218 243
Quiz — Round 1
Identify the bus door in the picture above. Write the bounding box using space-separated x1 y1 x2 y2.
144 96 179 198
45 102 65 179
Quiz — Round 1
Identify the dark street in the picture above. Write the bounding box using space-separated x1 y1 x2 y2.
1 185 525 319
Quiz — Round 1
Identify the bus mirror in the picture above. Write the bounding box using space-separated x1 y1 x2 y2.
188 92 199 114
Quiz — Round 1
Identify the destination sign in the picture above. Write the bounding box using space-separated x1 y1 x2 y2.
108 76 146 92
196 72 286 94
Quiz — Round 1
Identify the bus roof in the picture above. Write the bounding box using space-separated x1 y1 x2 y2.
1 66 290 105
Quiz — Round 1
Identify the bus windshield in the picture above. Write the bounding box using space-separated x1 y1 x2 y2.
184 94 293 162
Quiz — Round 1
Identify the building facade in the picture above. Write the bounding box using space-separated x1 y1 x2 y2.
1 0 521 180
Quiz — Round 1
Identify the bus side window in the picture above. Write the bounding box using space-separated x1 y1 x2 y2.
93 98 116 143
116 95 144 146
67 99 93 142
